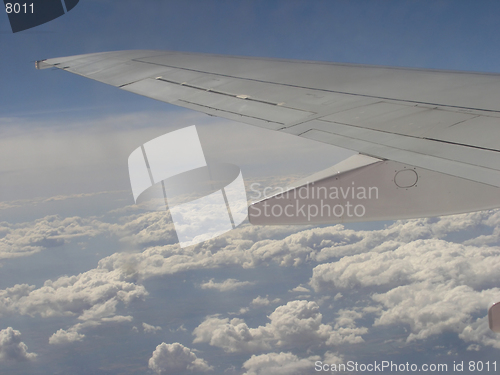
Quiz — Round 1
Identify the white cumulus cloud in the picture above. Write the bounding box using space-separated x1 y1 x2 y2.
0 268 147 319
143 322 162 334
148 342 213 374
250 296 280 307
48 328 85 345
0 215 108 259
0 327 37 362
193 300 366 353
200 278 254 292
242 352 319 375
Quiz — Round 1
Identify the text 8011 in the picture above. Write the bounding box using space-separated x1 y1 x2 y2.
5 3 33 14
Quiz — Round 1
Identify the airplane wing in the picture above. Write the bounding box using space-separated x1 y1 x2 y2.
36 50 500 224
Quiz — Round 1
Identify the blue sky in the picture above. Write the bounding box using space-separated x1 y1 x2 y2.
1 1 500 374
4 0 500 117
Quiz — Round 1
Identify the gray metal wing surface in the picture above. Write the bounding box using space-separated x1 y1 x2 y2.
36 50 500 223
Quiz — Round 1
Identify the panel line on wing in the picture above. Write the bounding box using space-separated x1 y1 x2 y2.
154 77 284 107
299 129 500 188
422 137 500 153
178 100 285 127
132 58 500 115
301 119 500 169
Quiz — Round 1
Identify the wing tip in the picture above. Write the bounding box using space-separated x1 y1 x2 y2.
35 60 52 70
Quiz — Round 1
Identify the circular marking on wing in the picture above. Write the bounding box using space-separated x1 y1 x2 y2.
394 169 418 188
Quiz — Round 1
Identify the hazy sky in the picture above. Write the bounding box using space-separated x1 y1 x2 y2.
1 1 500 374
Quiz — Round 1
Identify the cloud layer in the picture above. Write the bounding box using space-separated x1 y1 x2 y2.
2 203 500 369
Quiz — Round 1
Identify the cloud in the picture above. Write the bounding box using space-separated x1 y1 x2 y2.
335 309 364 329
228 308 250 316
143 322 162 334
250 296 280 307
148 342 213 374
311 238 500 291
169 324 188 333
265 300 365 347
467 344 481 351
49 316 132 345
458 316 500 350
101 315 133 323
251 296 270 307
200 278 254 292
290 286 310 293
110 212 179 248
0 268 147 319
0 191 123 211
77 298 121 321
322 351 344 364
193 316 271 353
242 352 319 375
193 300 366 353
372 282 500 344
311 212 493 263
0 266 146 345
48 328 85 345
0 327 37 362
0 215 108 259
97 223 319 281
